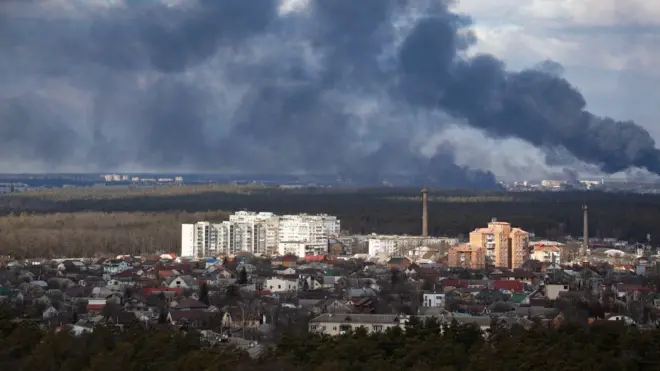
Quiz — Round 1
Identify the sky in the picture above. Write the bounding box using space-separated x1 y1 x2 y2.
0 0 659 183
449 0 660 179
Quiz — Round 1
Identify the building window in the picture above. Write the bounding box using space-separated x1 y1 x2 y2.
373 325 383 333
310 325 317 331
278 285 281 289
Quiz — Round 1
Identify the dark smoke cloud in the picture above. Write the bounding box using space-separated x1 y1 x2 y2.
0 0 657 189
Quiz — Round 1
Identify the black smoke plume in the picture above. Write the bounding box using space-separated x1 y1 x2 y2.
0 0 658 188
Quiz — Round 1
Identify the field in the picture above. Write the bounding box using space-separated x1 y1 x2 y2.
0 185 659 257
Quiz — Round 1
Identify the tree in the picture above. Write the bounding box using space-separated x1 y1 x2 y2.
238 267 248 285
391 270 399 287
199 283 209 306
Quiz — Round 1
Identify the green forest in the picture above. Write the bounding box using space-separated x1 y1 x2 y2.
0 186 659 257
1 306 659 371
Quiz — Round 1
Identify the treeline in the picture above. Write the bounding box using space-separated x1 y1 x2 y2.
1 186 660 246
1 307 659 371
0 211 228 258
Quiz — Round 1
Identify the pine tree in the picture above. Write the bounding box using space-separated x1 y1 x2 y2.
199 283 209 306
238 267 248 285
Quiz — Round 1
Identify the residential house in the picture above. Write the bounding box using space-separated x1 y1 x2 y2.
173 298 208 311
387 257 412 270
493 280 525 293
301 275 323 291
544 283 570 300
87 298 108 313
309 313 405 335
272 255 298 268
42 306 59 319
168 310 213 328
167 275 199 291
103 260 130 274
305 255 328 264
265 278 299 292
423 292 446 308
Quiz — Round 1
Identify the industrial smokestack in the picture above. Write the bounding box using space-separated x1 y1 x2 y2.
582 204 588 261
422 187 428 237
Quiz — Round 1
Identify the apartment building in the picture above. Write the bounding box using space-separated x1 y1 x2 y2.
468 218 530 269
367 235 459 256
181 211 340 257
531 244 562 264
277 214 340 244
447 244 486 269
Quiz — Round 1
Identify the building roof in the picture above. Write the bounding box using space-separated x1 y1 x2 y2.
305 255 328 262
533 245 560 252
493 280 525 293
310 313 401 324
387 257 410 264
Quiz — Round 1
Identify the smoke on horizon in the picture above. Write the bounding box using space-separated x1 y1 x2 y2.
1 0 659 188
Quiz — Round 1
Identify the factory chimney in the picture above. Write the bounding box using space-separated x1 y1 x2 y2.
582 204 589 262
422 187 428 237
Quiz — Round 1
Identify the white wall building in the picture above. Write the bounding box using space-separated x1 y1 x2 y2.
278 214 340 244
182 212 340 257
278 242 328 257
265 278 299 292
423 293 446 308
367 235 459 256
531 245 562 264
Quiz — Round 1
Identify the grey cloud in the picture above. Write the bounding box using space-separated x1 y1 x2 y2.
0 0 656 188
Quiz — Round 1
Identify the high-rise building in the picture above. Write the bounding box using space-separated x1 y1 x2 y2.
181 212 340 257
469 218 529 269
448 244 486 269
277 214 340 245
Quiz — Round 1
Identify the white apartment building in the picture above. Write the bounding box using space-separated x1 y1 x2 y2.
278 214 340 244
367 235 459 256
278 242 328 257
181 211 340 257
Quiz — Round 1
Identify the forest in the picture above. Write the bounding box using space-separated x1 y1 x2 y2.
0 305 658 371
0 185 660 257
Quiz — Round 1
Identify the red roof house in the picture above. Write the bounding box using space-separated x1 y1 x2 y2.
493 280 525 292
305 255 328 263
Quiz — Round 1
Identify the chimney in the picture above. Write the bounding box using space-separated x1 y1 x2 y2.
422 187 428 237
582 204 588 260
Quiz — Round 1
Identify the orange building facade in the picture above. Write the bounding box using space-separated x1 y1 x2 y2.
448 244 486 269
468 219 530 269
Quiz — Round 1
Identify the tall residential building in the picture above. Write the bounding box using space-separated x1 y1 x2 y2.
367 235 459 256
277 214 340 245
448 244 486 269
469 218 530 269
181 212 340 257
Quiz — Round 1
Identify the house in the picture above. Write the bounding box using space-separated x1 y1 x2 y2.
103 260 130 274
168 310 213 328
173 298 208 311
275 267 297 276
302 276 323 291
124 297 147 312
387 257 412 270
167 275 199 291
222 307 265 329
544 284 570 300
305 255 328 263
493 280 525 293
309 313 405 335
87 298 108 312
423 292 446 308
265 278 299 292
42 306 59 319
319 299 353 314
272 255 298 268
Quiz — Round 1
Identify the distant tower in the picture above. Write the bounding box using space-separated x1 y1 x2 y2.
582 204 589 262
422 187 429 237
